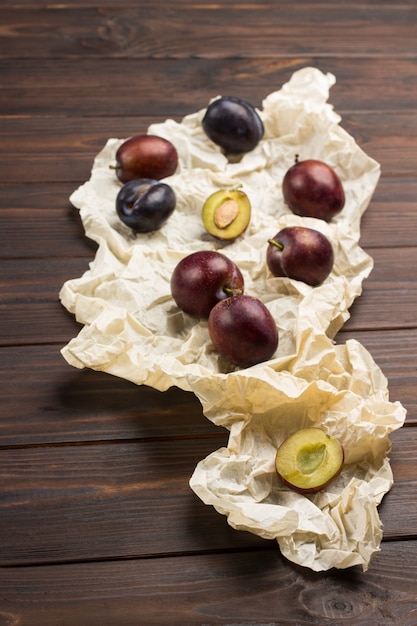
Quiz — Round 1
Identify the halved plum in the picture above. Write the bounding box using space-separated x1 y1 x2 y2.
202 187 251 241
275 428 344 494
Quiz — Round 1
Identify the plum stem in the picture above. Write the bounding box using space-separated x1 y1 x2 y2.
223 286 244 297
268 239 284 251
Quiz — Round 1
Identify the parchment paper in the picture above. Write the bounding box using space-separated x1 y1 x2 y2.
59 67 406 571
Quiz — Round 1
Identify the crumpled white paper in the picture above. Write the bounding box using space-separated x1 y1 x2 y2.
59 67 406 571
189 336 405 571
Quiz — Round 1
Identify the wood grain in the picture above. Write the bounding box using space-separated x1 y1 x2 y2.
1 541 415 626
0 329 415 450
1 5 416 59
0 428 414 568
2 58 417 119
1 111 417 186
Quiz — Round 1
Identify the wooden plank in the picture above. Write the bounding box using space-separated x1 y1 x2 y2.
336 329 417 421
1 112 417 184
4 0 411 7
1 58 416 118
0 539 416 625
1 243 416 345
0 184 96 258
0 257 86 345
342 246 417 331
2 182 414 258
1 5 416 59
0 428 413 567
0 329 414 447
0 345 219 446
0 436 253 566
358 179 417 250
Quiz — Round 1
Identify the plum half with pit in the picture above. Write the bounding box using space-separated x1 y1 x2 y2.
202 96 264 155
116 178 176 233
267 226 334 286
170 250 244 318
208 294 278 368
275 428 344 494
113 134 178 183
282 158 345 222
202 187 251 241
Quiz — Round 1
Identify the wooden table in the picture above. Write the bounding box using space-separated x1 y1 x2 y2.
1 2 417 623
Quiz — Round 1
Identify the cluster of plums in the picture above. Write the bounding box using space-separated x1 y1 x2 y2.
111 95 343 367
113 96 344 236
113 134 179 233
171 250 278 368
111 96 347 492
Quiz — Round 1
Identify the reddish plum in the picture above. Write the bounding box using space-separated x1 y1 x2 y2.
283 158 345 221
113 134 178 183
171 250 244 318
208 295 278 368
267 226 334 286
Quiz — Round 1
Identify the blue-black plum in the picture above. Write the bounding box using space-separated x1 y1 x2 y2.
202 96 264 155
116 178 176 233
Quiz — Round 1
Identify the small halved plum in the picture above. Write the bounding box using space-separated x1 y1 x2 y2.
275 427 344 494
202 187 251 241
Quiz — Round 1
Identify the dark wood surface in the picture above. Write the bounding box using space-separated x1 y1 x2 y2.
1 2 417 624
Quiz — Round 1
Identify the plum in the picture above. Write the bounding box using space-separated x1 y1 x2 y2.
113 134 178 183
208 294 278 368
275 428 344 494
202 187 251 241
202 96 264 155
267 226 334 286
116 178 176 233
170 250 244 318
282 158 345 221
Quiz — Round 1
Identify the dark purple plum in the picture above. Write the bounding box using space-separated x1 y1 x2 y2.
267 226 334 286
208 295 278 368
202 96 264 155
113 134 178 183
282 158 345 222
170 250 244 319
116 178 176 233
